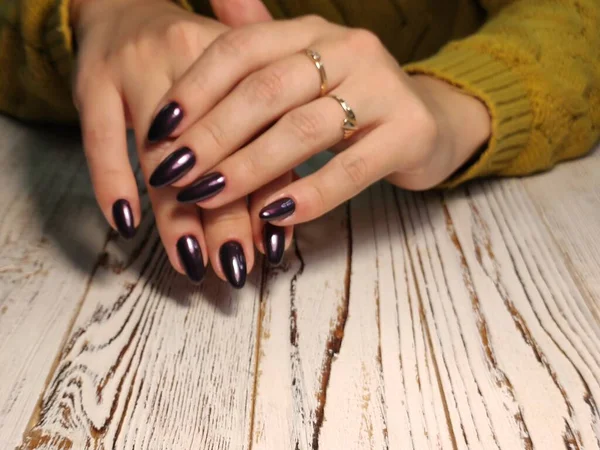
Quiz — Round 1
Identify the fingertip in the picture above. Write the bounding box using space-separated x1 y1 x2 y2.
111 198 137 239
147 101 184 144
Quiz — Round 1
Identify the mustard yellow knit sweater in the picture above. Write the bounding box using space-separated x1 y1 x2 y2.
1 0 598 186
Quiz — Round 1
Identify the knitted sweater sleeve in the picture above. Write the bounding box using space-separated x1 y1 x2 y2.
0 0 193 124
404 0 600 187
0 0 77 123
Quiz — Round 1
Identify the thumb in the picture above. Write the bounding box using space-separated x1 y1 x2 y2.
210 0 273 27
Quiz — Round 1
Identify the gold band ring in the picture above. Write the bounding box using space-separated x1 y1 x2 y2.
329 95 358 140
304 49 328 97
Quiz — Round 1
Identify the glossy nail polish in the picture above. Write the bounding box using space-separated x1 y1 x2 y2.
176 235 205 283
176 172 226 203
263 223 285 266
112 199 136 239
259 197 296 221
219 241 247 289
147 102 183 143
149 147 196 188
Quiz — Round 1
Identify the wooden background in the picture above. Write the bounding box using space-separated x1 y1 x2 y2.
1 116 599 449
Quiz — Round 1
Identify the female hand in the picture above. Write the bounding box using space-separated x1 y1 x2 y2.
146 15 491 226
71 0 291 286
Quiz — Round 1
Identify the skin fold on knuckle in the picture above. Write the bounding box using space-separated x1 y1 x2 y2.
199 118 229 154
338 154 369 191
346 28 384 56
214 28 254 58
243 66 287 107
206 210 250 231
163 20 202 60
284 108 324 145
302 182 327 220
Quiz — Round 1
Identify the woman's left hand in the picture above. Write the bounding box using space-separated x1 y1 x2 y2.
146 15 492 226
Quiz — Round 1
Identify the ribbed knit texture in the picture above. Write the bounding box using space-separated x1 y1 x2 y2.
404 48 533 187
0 0 598 185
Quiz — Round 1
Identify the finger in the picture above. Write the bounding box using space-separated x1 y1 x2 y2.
178 77 385 208
249 172 294 266
149 39 353 190
202 198 254 289
257 124 402 225
145 16 342 143
211 0 273 27
153 187 209 283
78 79 140 239
122 67 208 282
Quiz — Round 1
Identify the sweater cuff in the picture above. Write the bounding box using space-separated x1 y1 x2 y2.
404 47 533 188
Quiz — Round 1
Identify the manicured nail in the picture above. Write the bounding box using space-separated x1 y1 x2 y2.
219 241 247 289
147 101 183 143
112 199 136 239
259 197 295 221
176 235 205 283
263 223 285 266
149 147 196 188
176 172 226 203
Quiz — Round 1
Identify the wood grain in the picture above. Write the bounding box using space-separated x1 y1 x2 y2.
19 227 261 449
1 114 599 450
0 119 108 449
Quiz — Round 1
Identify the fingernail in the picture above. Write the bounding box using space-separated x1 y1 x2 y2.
147 101 183 143
176 235 205 283
259 197 295 221
219 241 247 289
149 147 196 188
112 199 136 239
176 172 226 203
263 223 285 266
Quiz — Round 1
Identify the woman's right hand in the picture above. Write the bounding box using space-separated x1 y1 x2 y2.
71 0 291 286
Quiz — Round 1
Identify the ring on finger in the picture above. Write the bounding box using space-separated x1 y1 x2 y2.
329 95 357 140
304 49 328 97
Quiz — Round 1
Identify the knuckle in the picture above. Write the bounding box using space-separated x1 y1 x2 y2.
83 125 119 153
243 67 286 106
164 21 201 59
208 210 249 228
284 108 324 143
338 154 369 189
240 150 264 179
200 119 229 152
299 14 328 27
346 28 384 54
304 183 327 217
215 29 253 57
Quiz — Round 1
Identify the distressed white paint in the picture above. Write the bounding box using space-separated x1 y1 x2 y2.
0 116 599 450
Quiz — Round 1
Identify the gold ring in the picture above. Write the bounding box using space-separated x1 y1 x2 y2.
329 95 357 140
304 49 328 97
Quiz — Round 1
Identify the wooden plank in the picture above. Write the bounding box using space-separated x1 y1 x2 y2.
252 153 600 450
18 224 261 449
3 111 600 449
522 145 600 318
0 118 108 449
251 204 354 449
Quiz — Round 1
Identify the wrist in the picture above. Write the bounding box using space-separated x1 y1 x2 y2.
410 74 491 173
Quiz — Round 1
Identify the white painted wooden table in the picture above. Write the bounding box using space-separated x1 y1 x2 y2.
1 115 599 450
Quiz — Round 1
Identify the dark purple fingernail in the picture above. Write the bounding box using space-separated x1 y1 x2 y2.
263 223 285 266
147 102 183 143
112 199 136 239
219 241 247 289
259 197 295 221
149 147 196 188
176 172 226 203
176 235 205 283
